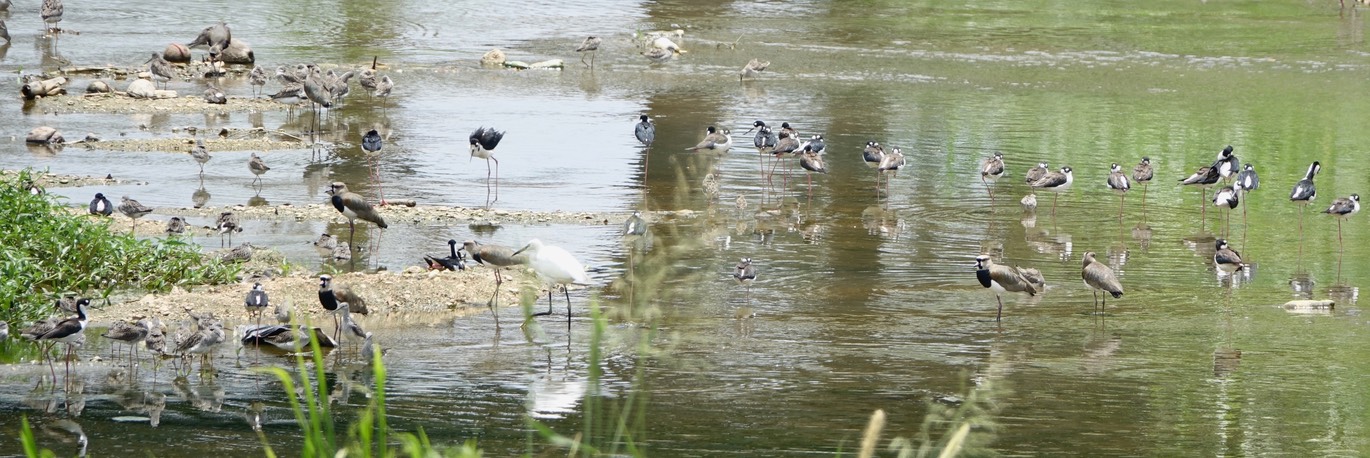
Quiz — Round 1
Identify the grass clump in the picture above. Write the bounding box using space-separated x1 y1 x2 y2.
0 169 239 324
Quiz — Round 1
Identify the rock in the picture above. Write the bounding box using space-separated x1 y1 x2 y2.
21 76 67 100
481 48 506 67
220 39 254 64
25 126 63 144
403 266 424 275
1283 299 1334 315
86 80 112 94
163 43 192 63
126 79 158 99
529 59 564 69
503 61 529 69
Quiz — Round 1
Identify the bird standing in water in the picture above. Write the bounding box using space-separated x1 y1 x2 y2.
575 36 601 67
469 127 506 203
327 182 388 250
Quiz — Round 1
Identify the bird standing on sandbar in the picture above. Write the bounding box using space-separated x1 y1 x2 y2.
462 240 525 327
328 182 388 250
146 53 176 90
469 127 506 203
1081 251 1123 315
215 211 240 247
90 193 112 216
974 254 1044 322
118 196 153 232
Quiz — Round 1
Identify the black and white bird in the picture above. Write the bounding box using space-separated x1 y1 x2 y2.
1323 193 1360 253
686 126 732 152
1029 166 1074 215
1213 146 1239 182
1081 251 1123 314
215 211 240 247
327 182 388 249
245 282 269 328
635 115 655 147
980 152 1005 184
1107 163 1131 219
746 120 777 153
1234 163 1260 223
798 146 827 197
877 147 906 197
469 127 506 202
974 254 1044 322
733 258 757 302
622 211 648 238
1212 185 1239 237
118 196 153 232
318 275 345 341
575 36 601 67
423 239 467 271
361 128 387 204
37 298 88 385
1290 161 1321 252
1180 159 1222 221
89 193 113 216
768 131 802 186
1213 239 1245 273
1133 157 1154 208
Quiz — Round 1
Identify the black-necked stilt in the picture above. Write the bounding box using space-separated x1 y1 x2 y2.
165 216 186 234
462 240 525 326
37 298 87 386
1180 160 1221 223
1107 163 1131 220
877 147 906 197
1214 146 1238 182
513 239 590 325
575 36 601 67
862 141 886 193
1212 185 1239 238
318 274 345 341
733 258 757 303
101 319 148 367
1132 157 1153 210
0 20 9 45
362 128 386 204
245 282 269 328
118 196 152 232
248 152 270 186
1323 193 1359 254
1025 162 1049 186
769 131 801 187
740 58 769 80
1214 239 1245 274
1081 251 1123 315
424 239 466 271
746 120 776 152
974 254 1043 322
469 127 506 202
635 115 655 147
145 53 175 90
1234 163 1259 227
89 193 112 216
189 140 210 174
798 145 827 197
980 152 1005 198
1029 166 1073 216
1290 161 1321 260
215 211 240 247
327 182 388 250
686 126 732 153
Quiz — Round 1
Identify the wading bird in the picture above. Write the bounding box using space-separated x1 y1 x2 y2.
462 240 526 327
1323 193 1360 254
513 239 590 324
1081 251 1123 315
1290 161 1321 260
118 196 153 232
575 36 601 67
1029 167 1074 216
327 182 388 250
469 127 506 203
1107 163 1131 220
1133 157 1153 210
974 254 1043 322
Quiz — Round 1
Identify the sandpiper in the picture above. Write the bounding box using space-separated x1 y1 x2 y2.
575 36 602 67
118 196 153 232
740 58 769 80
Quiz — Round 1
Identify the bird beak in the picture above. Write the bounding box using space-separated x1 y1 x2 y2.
511 245 529 257
743 127 756 134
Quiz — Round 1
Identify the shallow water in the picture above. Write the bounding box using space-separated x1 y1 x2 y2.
3 0 1370 456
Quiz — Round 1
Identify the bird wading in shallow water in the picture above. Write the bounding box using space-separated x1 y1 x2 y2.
327 182 388 251
974 255 1044 322
513 239 590 326
1290 161 1321 262
1133 157 1154 211
469 127 506 203
1081 251 1123 315
575 36 601 67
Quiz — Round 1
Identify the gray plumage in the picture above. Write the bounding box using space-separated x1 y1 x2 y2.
248 152 270 182
118 196 153 229
249 66 268 97
0 19 10 44
313 233 337 250
89 193 113 216
373 75 393 99
980 152 1004 181
1180 163 1219 187
576 36 601 67
1030 167 1073 190
165 217 187 234
203 84 227 104
622 211 647 237
1025 162 1049 184
189 140 211 173
642 47 673 62
358 69 378 92
146 53 176 90
1290 161 1320 202
101 319 149 348
303 66 332 109
143 319 166 355
1324 194 1361 218
974 255 1041 321
274 301 293 324
336 284 369 316
733 258 757 286
740 58 769 80
245 283 269 320
221 243 254 263
635 115 655 147
328 182 388 242
686 126 731 152
1213 145 1238 180
186 22 231 52
362 129 382 153
773 131 801 157
40 0 62 33
216 211 241 246
1212 185 1238 210
863 141 885 169
1132 157 1153 183
0 321 7 341
1081 251 1123 312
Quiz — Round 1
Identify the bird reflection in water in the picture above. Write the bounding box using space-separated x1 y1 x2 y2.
1289 273 1316 300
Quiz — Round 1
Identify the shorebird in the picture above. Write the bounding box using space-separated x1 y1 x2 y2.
746 120 777 154
203 84 227 104
37 298 87 386
1180 159 1222 222
635 115 655 147
358 68 378 93
740 58 769 80
974 254 1043 322
642 46 678 62
373 75 393 104
118 196 153 232
245 283 269 328
1025 162 1049 186
1214 146 1238 183
575 36 601 67
1 20 10 44
1323 193 1360 253
248 152 270 185
862 141 886 189
189 140 211 174
186 22 231 55
769 130 801 187
1020 193 1037 212
733 258 757 302
101 319 148 367
1213 239 1245 274
40 0 62 35
980 152 1005 195
328 182 388 249
686 126 732 152
318 275 346 341
1291 161 1321 258
424 239 467 271
1234 163 1259 218
1212 185 1239 237
303 66 333 131
340 308 368 353
461 240 525 326
215 211 240 247
165 217 187 234
1029 166 1074 216
143 319 165 356
144 53 176 90
274 301 293 324
328 70 355 105
249 66 267 97
174 321 224 375
89 193 112 216
798 146 827 197
622 211 648 238
877 147 906 197
1133 157 1154 210
469 127 506 202
1081 251 1123 314
360 128 387 203
513 239 591 322
1106 163 1131 219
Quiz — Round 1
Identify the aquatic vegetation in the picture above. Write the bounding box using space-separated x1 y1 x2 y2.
0 169 239 325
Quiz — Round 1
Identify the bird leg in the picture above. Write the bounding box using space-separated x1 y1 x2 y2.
1092 290 1100 314
995 294 1004 322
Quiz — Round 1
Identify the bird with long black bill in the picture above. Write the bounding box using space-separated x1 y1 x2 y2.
769 131 801 188
1290 161 1321 261
1029 166 1074 216
462 240 525 327
423 239 466 271
327 182 387 250
1081 251 1123 315
469 127 506 203
974 255 1043 322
